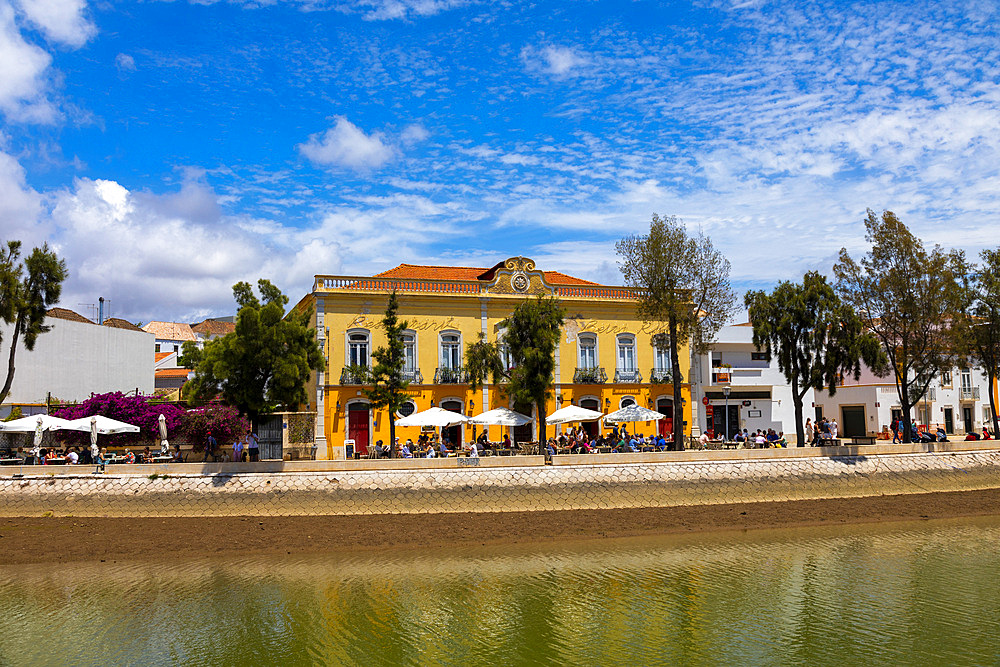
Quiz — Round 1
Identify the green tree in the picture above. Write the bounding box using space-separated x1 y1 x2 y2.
616 214 737 450
745 271 887 446
955 248 1000 438
0 241 68 405
182 279 325 423
466 295 565 447
364 291 409 458
833 210 962 443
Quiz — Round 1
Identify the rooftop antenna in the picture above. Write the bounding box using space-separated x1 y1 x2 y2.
78 303 97 322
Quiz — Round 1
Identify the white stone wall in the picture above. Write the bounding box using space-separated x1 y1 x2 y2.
0 318 154 406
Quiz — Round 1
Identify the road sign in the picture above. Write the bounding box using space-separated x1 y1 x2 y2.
706 405 714 416
702 396 709 406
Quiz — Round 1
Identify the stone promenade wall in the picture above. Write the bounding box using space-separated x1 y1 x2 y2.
1 446 998 518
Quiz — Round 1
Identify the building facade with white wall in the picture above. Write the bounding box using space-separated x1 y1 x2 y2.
0 308 154 416
814 363 994 438
691 324 815 444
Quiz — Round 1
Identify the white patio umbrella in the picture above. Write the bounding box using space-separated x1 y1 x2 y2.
603 404 667 424
469 407 533 426
62 415 141 434
545 405 605 425
0 414 72 432
157 413 169 454
395 406 469 427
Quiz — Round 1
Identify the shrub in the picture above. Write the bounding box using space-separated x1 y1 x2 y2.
182 404 249 452
54 392 186 447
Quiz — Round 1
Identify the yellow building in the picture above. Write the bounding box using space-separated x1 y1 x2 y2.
300 256 692 458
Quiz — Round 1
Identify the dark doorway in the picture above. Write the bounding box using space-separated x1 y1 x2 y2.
657 398 674 438
841 406 866 438
440 400 463 446
709 404 739 440
255 415 283 460
963 406 974 434
579 398 600 438
513 402 533 444
347 403 370 455
944 408 954 434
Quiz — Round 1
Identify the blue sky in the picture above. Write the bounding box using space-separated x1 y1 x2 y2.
3 0 1000 323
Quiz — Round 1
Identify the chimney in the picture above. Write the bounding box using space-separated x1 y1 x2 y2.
98 297 105 325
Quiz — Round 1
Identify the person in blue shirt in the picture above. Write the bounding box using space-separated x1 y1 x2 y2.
400 440 413 458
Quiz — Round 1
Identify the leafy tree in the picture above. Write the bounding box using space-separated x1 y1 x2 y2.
183 279 325 423
364 291 409 458
745 271 887 446
616 214 737 450
0 241 68 405
466 295 565 446
833 210 962 443
955 248 1000 438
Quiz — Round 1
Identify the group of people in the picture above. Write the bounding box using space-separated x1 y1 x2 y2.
368 432 492 458
4 443 184 465
886 418 994 443
699 428 788 448
803 417 840 445
545 425 673 456
201 429 260 463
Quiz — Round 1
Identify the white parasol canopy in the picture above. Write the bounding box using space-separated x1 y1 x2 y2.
396 407 469 427
62 415 140 434
469 407 533 426
157 413 169 453
0 415 72 432
545 405 605 425
603 404 667 424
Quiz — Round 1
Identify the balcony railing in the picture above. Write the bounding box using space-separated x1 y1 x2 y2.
339 366 371 385
434 367 468 384
926 387 936 401
614 369 643 383
573 367 608 384
960 387 981 400
651 367 674 384
402 369 424 384
314 275 646 300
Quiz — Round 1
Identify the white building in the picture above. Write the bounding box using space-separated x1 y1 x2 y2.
142 321 196 355
814 363 995 438
0 308 154 417
691 324 815 444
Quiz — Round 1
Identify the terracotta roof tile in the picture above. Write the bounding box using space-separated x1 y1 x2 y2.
373 263 600 286
102 317 144 332
154 352 172 362
155 368 192 379
46 307 92 324
142 321 196 342
190 319 235 337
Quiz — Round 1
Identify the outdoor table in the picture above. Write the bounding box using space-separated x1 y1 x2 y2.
0 458 22 465
152 456 173 463
105 456 126 465
46 458 67 465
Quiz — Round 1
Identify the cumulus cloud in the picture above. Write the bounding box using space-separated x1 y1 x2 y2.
0 2 54 120
348 0 469 21
400 123 429 146
115 53 135 72
16 0 95 47
298 117 396 170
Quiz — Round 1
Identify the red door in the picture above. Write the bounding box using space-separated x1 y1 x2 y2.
657 399 674 438
348 404 370 454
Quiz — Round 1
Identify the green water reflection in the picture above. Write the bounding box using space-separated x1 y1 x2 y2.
2 518 1000 666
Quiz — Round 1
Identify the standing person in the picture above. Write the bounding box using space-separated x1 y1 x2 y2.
247 429 259 462
890 417 900 443
804 418 812 448
233 436 244 464
830 418 839 440
203 430 217 462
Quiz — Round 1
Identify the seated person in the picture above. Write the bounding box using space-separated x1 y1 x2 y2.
754 432 767 447
438 440 450 456
656 435 667 451
172 445 184 462
965 431 980 441
545 438 557 456
400 440 414 458
734 430 746 444
97 448 109 465
66 447 79 464
775 432 788 448
502 434 512 449
124 450 136 464
936 427 948 442
766 429 779 443
983 427 992 440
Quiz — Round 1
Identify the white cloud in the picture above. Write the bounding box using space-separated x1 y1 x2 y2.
0 149 44 242
0 2 54 120
400 123 429 146
347 0 469 21
115 53 135 72
298 116 396 170
15 0 94 47
522 45 588 77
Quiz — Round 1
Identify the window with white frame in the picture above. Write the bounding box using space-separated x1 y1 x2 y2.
941 369 953 387
961 368 972 391
653 334 670 371
578 334 597 369
617 334 636 372
620 396 636 409
402 331 416 372
440 332 461 369
348 330 370 367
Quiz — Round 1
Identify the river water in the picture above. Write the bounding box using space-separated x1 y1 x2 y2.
2 517 999 666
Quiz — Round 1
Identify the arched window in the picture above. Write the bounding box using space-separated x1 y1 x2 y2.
440 332 461 369
347 330 370 367
578 334 597 369
620 396 637 409
397 400 417 418
617 334 636 372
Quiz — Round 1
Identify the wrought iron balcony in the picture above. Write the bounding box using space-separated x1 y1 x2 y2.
573 366 607 384
434 367 468 384
402 368 424 384
651 367 673 384
926 387 936 401
339 365 371 385
614 369 643 383
960 387 980 400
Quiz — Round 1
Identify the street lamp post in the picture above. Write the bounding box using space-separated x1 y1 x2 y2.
723 385 731 442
